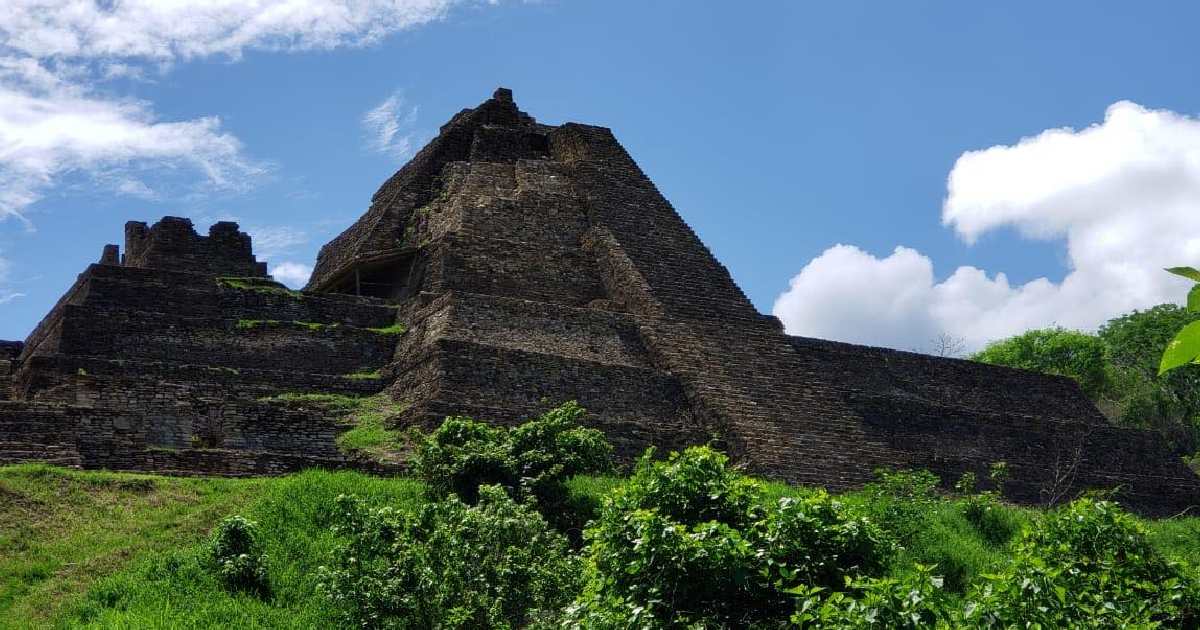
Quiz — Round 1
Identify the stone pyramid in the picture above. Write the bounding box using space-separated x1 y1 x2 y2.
2 88 1197 515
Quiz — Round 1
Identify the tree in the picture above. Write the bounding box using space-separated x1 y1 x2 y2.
970 328 1110 400
1100 303 1200 450
929 332 966 358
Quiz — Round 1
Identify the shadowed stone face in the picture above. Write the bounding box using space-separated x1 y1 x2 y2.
0 88 1197 516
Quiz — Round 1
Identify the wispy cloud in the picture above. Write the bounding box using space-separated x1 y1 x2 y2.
363 91 420 158
0 59 266 223
0 255 23 305
0 0 490 224
0 1 468 62
247 225 309 261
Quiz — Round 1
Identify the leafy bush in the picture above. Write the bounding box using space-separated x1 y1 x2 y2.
975 304 1200 456
412 401 613 511
566 447 891 628
860 468 941 547
1103 303 1200 451
972 327 1111 399
1158 266 1200 375
791 564 955 629
206 515 269 595
318 485 579 629
965 498 1200 628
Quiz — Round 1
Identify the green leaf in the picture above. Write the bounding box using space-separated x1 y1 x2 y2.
1189 285 1200 313
1158 320 1200 375
1165 266 1200 282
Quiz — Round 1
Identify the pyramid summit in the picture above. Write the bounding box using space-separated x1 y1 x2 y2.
1 89 1197 515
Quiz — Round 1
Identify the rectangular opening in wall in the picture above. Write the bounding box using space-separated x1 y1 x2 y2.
329 251 417 300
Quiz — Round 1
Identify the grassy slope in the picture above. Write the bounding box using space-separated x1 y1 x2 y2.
1 466 1197 628
0 465 261 628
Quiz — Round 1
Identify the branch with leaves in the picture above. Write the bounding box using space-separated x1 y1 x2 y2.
1159 267 1200 374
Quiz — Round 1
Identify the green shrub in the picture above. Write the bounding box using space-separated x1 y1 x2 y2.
412 401 613 511
972 327 1111 399
859 468 941 547
206 516 269 595
566 447 891 628
960 492 1021 547
317 485 580 629
965 498 1200 628
791 564 956 629
958 464 1021 547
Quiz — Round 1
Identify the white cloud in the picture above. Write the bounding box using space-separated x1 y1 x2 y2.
271 261 312 288
363 91 419 158
774 101 1200 353
0 0 486 223
0 65 264 221
248 225 309 260
0 0 466 62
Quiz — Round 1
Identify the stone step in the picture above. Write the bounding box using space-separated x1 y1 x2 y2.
16 354 386 403
47 305 398 374
77 267 399 328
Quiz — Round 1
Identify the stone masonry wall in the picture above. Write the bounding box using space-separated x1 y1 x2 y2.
123 217 267 277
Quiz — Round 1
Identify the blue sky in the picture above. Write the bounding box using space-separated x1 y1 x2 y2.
3 1 1200 352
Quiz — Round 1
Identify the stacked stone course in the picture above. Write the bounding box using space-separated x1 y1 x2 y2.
1 219 402 475
1 89 1197 515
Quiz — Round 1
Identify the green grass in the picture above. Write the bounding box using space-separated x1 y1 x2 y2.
59 471 425 629
340 369 382 381
259 392 408 461
3 465 1197 628
257 392 367 412
366 322 407 336
235 319 335 332
235 319 408 336
215 277 300 297
0 465 262 628
334 395 408 461
1146 515 1200 565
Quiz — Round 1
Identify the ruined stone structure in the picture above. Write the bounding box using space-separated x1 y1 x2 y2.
2 89 1198 515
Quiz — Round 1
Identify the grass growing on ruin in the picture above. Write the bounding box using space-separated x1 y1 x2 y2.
236 319 336 332
215 277 300 297
1 464 1197 628
0 465 262 628
235 319 408 336
258 391 367 411
259 392 409 461
341 368 382 380
334 395 409 461
366 321 407 336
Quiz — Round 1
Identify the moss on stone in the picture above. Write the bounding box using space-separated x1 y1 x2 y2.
216 276 299 297
236 319 338 332
366 322 407 336
342 369 382 380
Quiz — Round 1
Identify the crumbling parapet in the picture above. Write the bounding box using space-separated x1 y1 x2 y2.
123 216 267 277
0 341 22 362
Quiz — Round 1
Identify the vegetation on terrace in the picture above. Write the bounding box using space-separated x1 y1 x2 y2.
260 392 409 462
234 319 408 336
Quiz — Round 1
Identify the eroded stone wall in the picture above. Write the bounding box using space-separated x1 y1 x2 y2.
123 217 267 277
